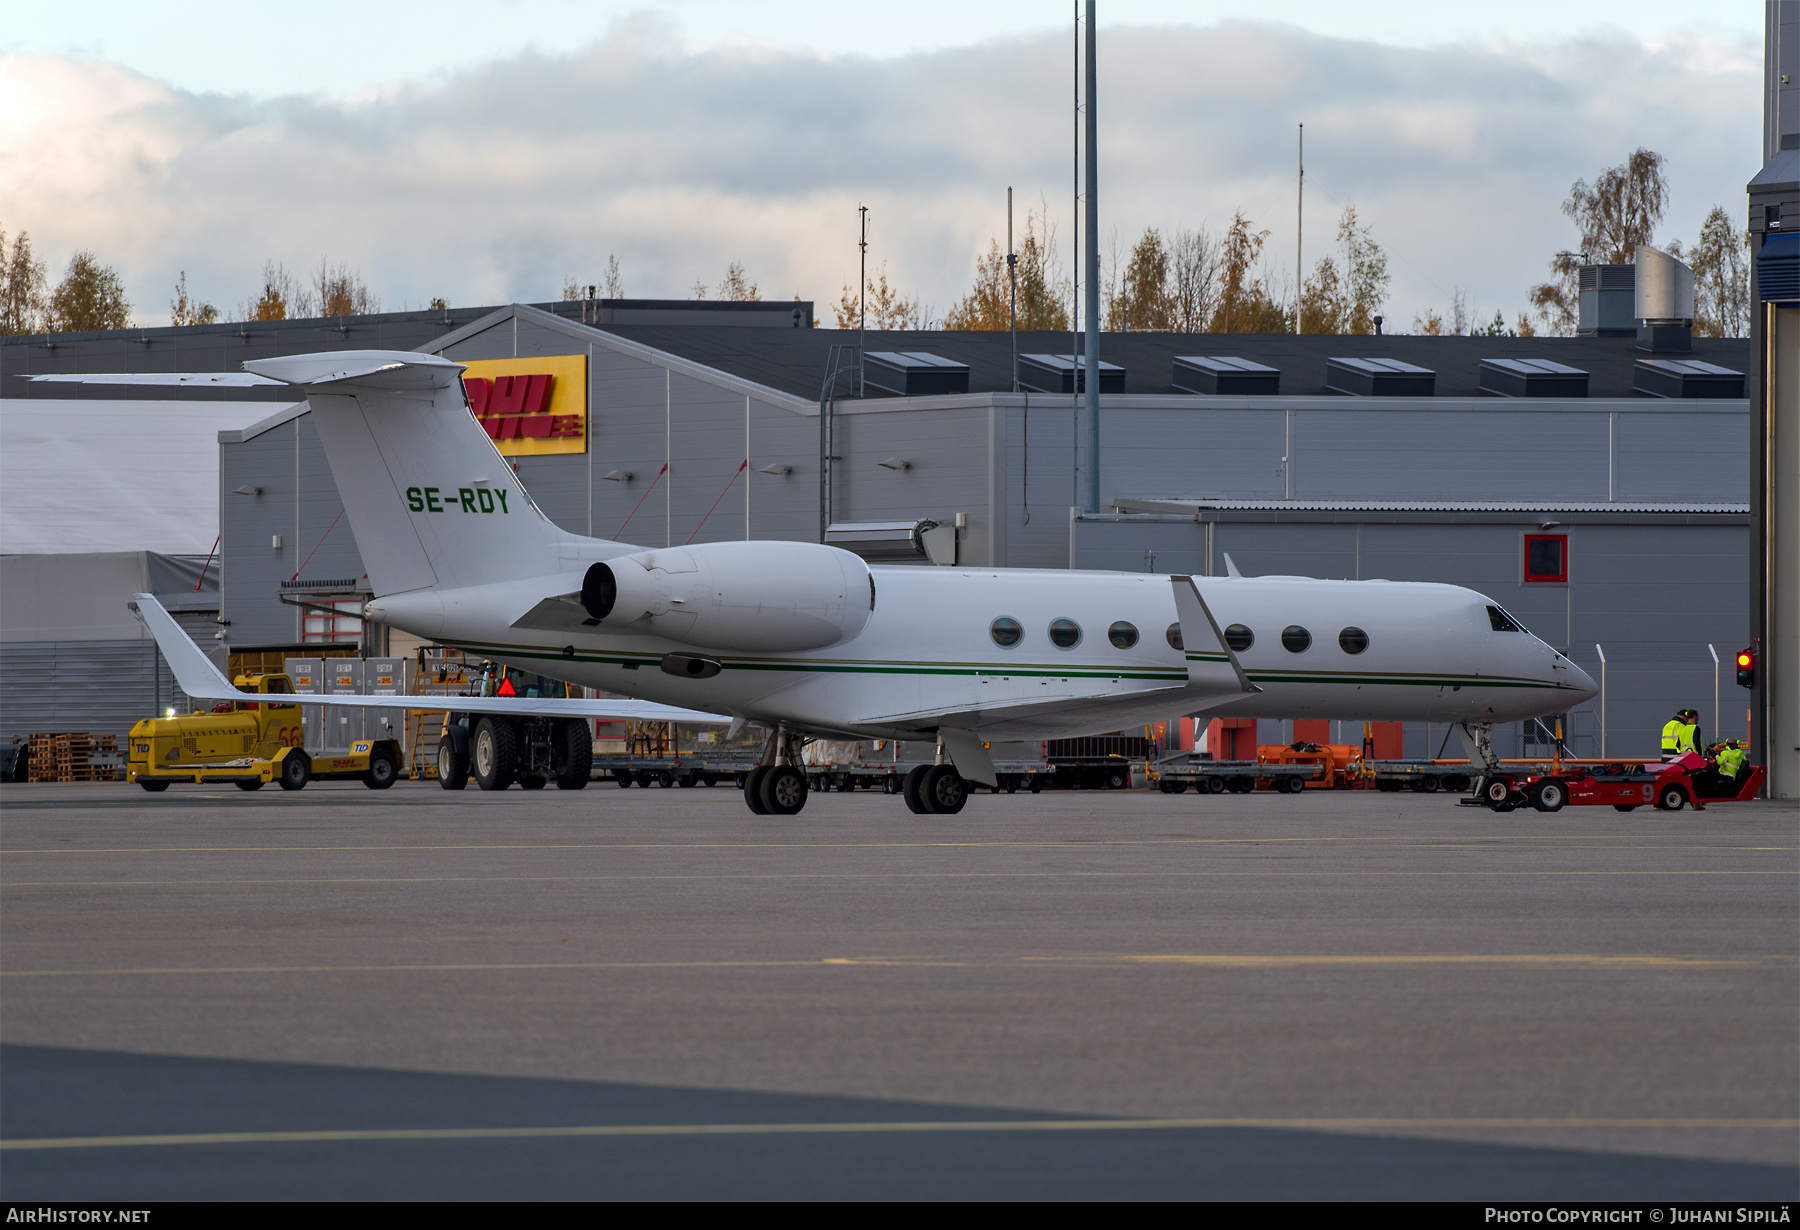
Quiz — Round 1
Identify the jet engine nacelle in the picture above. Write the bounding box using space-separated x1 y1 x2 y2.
581 541 874 652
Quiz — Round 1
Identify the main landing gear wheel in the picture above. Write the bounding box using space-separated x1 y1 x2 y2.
438 737 470 790
922 764 968 815
902 765 931 814
760 765 808 815
744 765 772 815
1529 778 1567 813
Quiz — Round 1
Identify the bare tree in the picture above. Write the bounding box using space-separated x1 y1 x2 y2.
170 271 219 326
1 226 48 335
1530 148 1668 335
603 254 624 299
47 251 130 331
1166 226 1218 333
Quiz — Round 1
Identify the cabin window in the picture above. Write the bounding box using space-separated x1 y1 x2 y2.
1108 621 1139 649
990 617 1022 647
1338 627 1369 654
1165 623 1183 651
1281 625 1312 653
1048 618 1082 649
1524 534 1567 583
1223 624 1254 652
1487 605 1524 633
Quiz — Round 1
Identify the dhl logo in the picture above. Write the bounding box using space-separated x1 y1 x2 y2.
458 355 589 457
463 375 582 442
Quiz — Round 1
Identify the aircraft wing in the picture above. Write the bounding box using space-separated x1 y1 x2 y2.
129 594 731 724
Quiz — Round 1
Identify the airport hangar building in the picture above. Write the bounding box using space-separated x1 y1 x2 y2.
1 299 1751 760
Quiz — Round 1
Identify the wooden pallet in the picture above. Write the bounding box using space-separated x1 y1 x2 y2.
26 732 120 783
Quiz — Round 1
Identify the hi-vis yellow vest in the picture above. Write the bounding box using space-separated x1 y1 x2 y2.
1662 719 1696 755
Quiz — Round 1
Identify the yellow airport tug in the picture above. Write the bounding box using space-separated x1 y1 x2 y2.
126 671 402 792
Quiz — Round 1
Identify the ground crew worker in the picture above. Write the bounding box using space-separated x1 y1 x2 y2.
1661 709 1700 759
1715 740 1747 782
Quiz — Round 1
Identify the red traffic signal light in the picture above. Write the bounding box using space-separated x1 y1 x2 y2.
1736 648 1756 689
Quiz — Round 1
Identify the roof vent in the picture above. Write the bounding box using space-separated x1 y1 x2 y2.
1633 359 1744 399
1325 357 1434 397
1171 355 1279 395
863 351 970 396
1478 359 1588 399
1634 244 1694 353
1018 353 1125 394
1578 264 1636 336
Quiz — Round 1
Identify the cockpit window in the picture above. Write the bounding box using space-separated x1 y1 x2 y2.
1487 604 1526 633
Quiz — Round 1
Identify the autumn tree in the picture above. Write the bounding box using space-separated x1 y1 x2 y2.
943 207 1069 332
1208 212 1288 334
170 271 218 326
312 258 378 317
47 250 130 331
1689 205 1750 338
1530 148 1668 335
1297 207 1388 334
1 226 48 335
241 261 311 321
834 263 927 330
1105 228 1173 332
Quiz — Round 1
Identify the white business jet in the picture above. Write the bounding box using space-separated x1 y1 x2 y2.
54 351 1596 815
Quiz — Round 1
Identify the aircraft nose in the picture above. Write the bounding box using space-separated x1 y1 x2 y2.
1565 660 1600 706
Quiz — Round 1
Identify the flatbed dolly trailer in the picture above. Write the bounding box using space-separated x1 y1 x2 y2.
1155 759 1324 795
805 757 1054 794
1367 761 1476 794
599 755 759 788
1461 753 1769 813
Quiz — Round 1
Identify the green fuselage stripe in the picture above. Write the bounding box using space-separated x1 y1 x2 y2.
449 641 1581 692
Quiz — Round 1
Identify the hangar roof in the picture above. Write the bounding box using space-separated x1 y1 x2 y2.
598 326 1751 402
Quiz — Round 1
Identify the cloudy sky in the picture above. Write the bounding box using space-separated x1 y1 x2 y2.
0 1 1766 331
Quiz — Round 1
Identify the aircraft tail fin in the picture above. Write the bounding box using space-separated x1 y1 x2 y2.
243 351 575 596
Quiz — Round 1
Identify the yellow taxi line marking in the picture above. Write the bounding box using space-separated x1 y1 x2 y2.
4 953 1785 978
5 1117 1794 1151
4 870 1794 888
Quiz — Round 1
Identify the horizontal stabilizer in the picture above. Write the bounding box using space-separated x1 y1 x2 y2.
130 594 728 725
30 372 284 387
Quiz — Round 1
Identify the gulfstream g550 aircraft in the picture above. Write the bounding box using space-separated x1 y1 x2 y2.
60 350 1596 816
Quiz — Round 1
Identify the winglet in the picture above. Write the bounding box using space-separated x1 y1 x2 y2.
1169 576 1260 694
129 593 254 703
